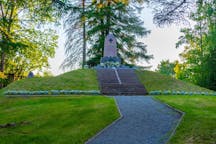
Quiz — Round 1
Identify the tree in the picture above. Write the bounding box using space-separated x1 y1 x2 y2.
0 0 58 76
57 0 89 70
82 0 86 68
176 0 216 90
156 60 176 77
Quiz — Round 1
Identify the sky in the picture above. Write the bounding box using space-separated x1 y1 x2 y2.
49 7 186 76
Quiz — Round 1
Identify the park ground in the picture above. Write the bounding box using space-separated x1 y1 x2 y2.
0 69 215 144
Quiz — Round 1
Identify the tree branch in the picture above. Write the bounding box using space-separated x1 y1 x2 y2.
0 2 5 17
165 0 187 17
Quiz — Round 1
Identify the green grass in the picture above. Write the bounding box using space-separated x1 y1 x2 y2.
4 69 99 91
136 70 212 92
5 69 212 93
155 96 216 144
0 96 119 144
1 69 215 144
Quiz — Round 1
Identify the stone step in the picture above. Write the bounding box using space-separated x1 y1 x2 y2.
117 69 141 84
97 68 148 95
101 83 147 95
97 69 119 83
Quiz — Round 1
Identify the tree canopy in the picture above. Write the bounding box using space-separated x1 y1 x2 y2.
0 0 58 87
175 0 216 90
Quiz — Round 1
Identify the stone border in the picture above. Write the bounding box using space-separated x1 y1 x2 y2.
85 96 124 144
152 97 185 144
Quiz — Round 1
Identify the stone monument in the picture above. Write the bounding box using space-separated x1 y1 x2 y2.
100 33 121 67
104 33 117 57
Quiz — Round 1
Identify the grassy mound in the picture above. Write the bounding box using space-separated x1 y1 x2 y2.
4 69 99 91
0 96 119 144
136 70 212 92
156 96 216 144
3 69 213 93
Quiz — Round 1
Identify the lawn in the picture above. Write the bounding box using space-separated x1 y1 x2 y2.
0 95 119 144
4 69 99 91
2 69 215 144
136 70 212 92
155 95 216 144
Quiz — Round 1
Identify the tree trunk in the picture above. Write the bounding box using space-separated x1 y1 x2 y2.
100 0 105 57
0 51 5 72
101 19 105 57
106 0 111 35
0 51 5 88
82 0 86 69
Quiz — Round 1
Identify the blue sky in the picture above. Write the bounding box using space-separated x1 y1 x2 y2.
49 7 186 75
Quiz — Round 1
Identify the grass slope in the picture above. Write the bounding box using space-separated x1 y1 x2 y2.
136 70 212 92
4 69 99 91
156 96 216 144
5 69 212 93
0 96 119 144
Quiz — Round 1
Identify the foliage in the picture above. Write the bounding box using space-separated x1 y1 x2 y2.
0 72 7 87
0 72 7 79
156 96 216 144
0 96 119 144
0 0 58 78
176 0 216 90
156 60 176 77
87 1 153 66
151 0 193 26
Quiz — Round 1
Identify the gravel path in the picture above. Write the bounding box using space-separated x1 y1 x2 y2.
86 96 182 144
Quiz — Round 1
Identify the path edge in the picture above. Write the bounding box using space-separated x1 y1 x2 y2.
85 96 123 144
153 97 185 144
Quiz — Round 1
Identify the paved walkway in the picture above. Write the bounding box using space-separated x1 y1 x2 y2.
86 96 181 144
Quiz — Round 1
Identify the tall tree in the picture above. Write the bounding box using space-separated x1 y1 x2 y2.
0 0 58 76
58 0 89 70
176 0 216 90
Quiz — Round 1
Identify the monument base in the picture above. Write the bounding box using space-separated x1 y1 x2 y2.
100 56 121 68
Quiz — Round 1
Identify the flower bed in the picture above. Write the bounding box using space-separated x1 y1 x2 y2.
4 90 100 96
100 56 121 68
149 90 216 96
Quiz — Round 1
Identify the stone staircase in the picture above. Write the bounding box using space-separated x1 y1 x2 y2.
97 68 147 95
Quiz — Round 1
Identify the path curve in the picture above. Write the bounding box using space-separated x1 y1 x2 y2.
86 96 182 144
